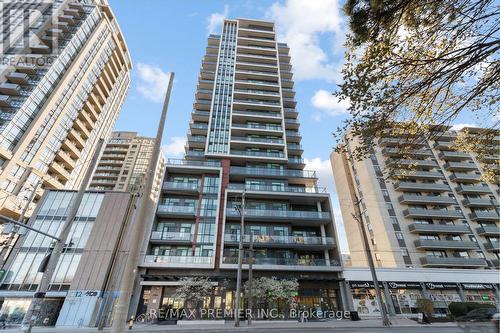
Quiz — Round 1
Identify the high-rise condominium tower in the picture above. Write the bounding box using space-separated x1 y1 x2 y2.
332 126 499 269
0 0 132 220
89 131 165 200
134 18 345 316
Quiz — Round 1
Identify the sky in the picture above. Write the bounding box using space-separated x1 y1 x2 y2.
108 0 476 253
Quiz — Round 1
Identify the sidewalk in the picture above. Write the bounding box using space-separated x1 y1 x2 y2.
2 318 459 333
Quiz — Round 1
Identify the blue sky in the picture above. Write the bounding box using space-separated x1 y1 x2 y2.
108 0 476 252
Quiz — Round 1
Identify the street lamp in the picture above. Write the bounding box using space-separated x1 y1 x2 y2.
233 189 245 327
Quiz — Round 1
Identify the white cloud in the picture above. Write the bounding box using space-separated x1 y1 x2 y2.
136 63 171 103
305 157 348 252
311 90 349 120
266 0 345 82
162 137 186 158
207 5 229 35
450 123 477 131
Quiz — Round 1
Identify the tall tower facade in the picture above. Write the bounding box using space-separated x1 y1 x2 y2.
332 127 499 269
89 131 165 200
0 0 132 220
136 19 344 316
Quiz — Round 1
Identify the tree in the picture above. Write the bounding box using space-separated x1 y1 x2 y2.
174 277 213 313
244 277 299 316
335 0 499 180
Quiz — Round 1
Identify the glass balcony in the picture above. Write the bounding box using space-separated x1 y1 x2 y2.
438 151 471 160
449 173 480 182
157 204 197 216
144 255 212 265
166 158 221 168
162 181 199 192
455 184 492 194
233 99 281 107
285 131 301 137
234 79 279 87
398 194 456 205
391 170 444 180
386 159 438 168
222 256 339 267
224 234 335 247
484 242 500 252
232 110 281 118
226 183 326 194
379 137 426 146
186 151 204 157
403 208 464 219
0 95 11 107
444 162 478 171
394 181 450 192
469 211 500 221
150 231 193 242
420 256 487 267
233 89 280 96
381 147 432 157
226 208 331 221
190 123 208 130
230 150 284 158
434 141 453 149
229 166 316 179
476 225 500 236
409 223 471 234
414 239 479 250
288 157 305 164
232 123 282 131
231 136 284 144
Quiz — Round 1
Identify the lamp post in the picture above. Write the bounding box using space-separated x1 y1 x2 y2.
234 189 245 327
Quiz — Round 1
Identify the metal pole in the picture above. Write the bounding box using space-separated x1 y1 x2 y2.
19 138 104 333
0 214 60 241
111 73 174 333
247 234 253 326
234 190 245 327
352 198 391 326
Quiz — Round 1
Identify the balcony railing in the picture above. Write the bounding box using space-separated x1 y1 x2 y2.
227 183 327 194
449 173 480 182
420 256 487 267
394 181 450 192
444 162 478 171
391 170 444 179
233 89 280 96
231 136 284 144
398 194 456 205
438 151 471 159
232 123 282 131
234 79 279 86
386 159 438 168
162 181 199 191
157 204 197 215
232 110 281 118
409 223 471 234
469 211 500 220
403 208 464 219
414 239 479 250
150 231 193 242
455 184 492 194
229 166 316 178
484 242 500 252
144 255 212 265
226 208 331 220
222 256 339 267
224 234 334 246
230 150 284 158
166 158 221 168
233 99 281 106
476 225 500 236
288 158 305 164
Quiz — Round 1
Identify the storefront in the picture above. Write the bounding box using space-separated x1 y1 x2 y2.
424 282 462 316
461 283 497 305
386 282 423 314
349 281 385 315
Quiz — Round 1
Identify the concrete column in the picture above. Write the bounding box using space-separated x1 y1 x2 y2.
382 282 396 316
339 280 354 311
457 285 466 302
492 284 500 302
146 286 163 316
420 283 430 299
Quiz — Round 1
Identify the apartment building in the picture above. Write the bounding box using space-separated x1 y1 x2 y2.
0 189 134 326
134 18 345 317
89 131 165 200
0 0 132 220
331 126 499 316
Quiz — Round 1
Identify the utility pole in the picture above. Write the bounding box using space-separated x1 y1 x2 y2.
234 189 245 327
111 73 174 333
247 233 253 326
20 138 104 333
352 197 391 326
1 178 41 267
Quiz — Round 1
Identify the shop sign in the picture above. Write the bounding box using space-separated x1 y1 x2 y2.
349 281 382 288
461 283 494 290
387 281 422 289
424 282 458 290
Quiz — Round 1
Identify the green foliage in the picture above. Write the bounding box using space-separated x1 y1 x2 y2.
416 298 434 314
336 0 499 172
174 277 213 306
448 302 496 317
244 277 299 305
